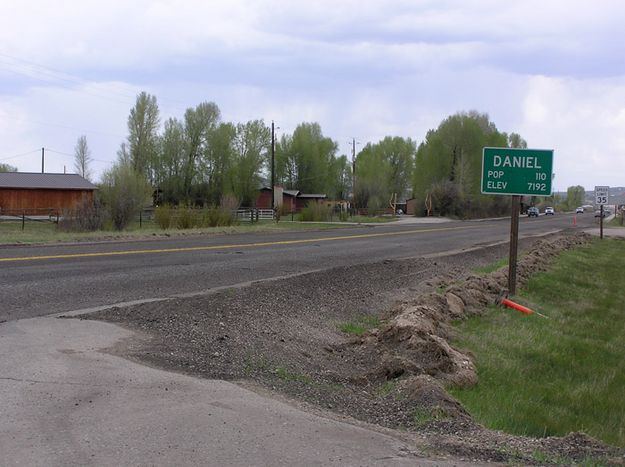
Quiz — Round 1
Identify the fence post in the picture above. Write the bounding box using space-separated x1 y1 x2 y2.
22 211 25 231
140 210 142 229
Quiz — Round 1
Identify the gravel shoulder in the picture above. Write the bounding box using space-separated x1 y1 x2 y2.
85 232 624 465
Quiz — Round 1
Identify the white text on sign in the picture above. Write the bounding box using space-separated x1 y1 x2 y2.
493 155 542 169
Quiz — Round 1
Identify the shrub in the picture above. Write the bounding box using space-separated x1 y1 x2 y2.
220 194 240 212
201 207 237 227
154 205 174 229
300 202 332 222
176 206 197 229
99 163 151 230
58 197 105 232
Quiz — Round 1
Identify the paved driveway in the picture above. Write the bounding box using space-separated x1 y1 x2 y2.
0 315 470 466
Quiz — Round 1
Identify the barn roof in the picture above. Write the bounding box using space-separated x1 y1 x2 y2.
296 193 327 199
0 172 97 190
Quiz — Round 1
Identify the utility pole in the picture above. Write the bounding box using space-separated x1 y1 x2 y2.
41 147 45 173
271 121 275 212
352 138 356 208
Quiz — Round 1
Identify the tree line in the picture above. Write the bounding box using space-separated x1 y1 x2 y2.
66 92 582 223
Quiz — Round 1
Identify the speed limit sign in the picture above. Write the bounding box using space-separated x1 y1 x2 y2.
595 186 609 205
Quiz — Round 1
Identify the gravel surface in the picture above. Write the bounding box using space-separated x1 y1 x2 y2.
86 233 624 465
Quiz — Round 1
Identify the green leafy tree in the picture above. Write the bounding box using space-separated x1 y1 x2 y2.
566 185 585 210
127 92 160 181
99 161 151 230
201 122 236 206
0 163 18 172
355 136 415 209
182 102 221 202
154 117 186 204
507 132 528 149
73 135 92 181
231 120 270 206
412 111 513 218
327 154 351 200
275 123 337 195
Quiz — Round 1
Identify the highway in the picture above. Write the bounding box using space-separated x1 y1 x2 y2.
0 213 595 322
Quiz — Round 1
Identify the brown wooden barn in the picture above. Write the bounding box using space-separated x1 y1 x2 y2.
0 172 97 215
256 187 327 212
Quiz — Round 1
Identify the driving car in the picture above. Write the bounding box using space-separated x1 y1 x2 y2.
545 207 555 215
575 207 584 214
527 207 539 217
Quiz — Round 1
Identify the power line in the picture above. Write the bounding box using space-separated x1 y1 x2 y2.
0 52 189 113
0 53 138 106
46 148 113 165
19 118 126 139
0 149 40 162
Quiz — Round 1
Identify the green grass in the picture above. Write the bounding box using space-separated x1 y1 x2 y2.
338 315 381 336
274 366 312 384
450 239 625 447
349 215 398 224
0 219 349 245
474 257 509 274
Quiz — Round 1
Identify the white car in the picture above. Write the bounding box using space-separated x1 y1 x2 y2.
545 207 555 215
575 207 584 214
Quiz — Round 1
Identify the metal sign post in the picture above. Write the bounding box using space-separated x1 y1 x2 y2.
595 186 609 240
508 195 521 295
482 147 554 295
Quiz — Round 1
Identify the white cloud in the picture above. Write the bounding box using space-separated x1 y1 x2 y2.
519 75 625 189
1 0 624 188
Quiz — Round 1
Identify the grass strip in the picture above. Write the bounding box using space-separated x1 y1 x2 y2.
0 220 348 245
451 238 625 447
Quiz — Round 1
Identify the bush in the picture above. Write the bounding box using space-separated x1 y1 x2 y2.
153 205 238 230
201 207 238 227
430 180 460 217
176 206 197 229
154 205 174 229
220 194 240 211
58 197 105 232
100 163 151 230
300 202 332 222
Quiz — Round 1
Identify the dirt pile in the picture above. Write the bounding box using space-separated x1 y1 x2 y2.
361 233 592 400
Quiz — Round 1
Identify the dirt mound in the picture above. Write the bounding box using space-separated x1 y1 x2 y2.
363 232 592 397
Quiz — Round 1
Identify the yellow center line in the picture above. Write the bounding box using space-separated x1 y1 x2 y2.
0 225 476 263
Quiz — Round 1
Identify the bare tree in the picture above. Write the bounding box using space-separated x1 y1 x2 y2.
74 135 92 181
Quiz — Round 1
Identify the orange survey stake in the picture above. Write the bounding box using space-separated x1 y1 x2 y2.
500 297 534 315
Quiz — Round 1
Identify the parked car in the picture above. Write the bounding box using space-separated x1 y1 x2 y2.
545 207 555 215
575 207 584 214
527 207 539 217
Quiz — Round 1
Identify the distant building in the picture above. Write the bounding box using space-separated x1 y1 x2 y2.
0 172 97 215
256 187 327 212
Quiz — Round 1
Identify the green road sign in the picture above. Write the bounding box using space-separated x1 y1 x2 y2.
481 147 554 196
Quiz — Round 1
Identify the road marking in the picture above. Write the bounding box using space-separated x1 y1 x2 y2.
0 225 475 263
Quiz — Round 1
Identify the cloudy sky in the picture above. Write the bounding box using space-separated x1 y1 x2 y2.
1 0 624 190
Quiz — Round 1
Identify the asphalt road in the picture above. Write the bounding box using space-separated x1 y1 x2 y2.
1 213 595 322
0 213 600 467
